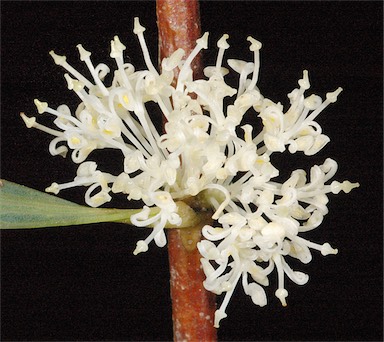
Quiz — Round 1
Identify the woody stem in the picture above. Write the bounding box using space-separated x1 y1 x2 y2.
156 1 218 341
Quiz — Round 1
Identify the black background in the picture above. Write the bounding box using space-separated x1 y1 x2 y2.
1 1 382 341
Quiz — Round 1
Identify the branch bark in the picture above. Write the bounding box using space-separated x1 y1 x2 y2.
167 215 217 342
157 0 203 81
156 1 217 341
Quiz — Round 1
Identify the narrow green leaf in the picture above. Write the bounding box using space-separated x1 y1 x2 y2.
0 179 151 229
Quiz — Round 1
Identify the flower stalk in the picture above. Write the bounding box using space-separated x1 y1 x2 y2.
157 0 218 340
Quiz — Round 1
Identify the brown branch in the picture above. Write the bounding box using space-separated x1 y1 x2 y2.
157 0 204 81
156 1 218 341
167 215 217 342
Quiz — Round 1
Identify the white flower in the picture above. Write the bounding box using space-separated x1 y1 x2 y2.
22 17 359 327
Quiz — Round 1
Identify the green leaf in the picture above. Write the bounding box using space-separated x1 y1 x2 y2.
0 179 151 229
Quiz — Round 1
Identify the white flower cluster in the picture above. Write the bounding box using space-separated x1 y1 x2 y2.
22 18 359 327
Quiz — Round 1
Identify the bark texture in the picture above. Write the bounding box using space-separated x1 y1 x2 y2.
157 0 204 82
157 1 217 341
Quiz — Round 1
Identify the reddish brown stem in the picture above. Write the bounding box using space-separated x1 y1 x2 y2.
156 1 217 341
167 220 217 342
157 0 204 82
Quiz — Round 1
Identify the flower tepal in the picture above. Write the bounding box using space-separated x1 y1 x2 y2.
22 17 359 327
